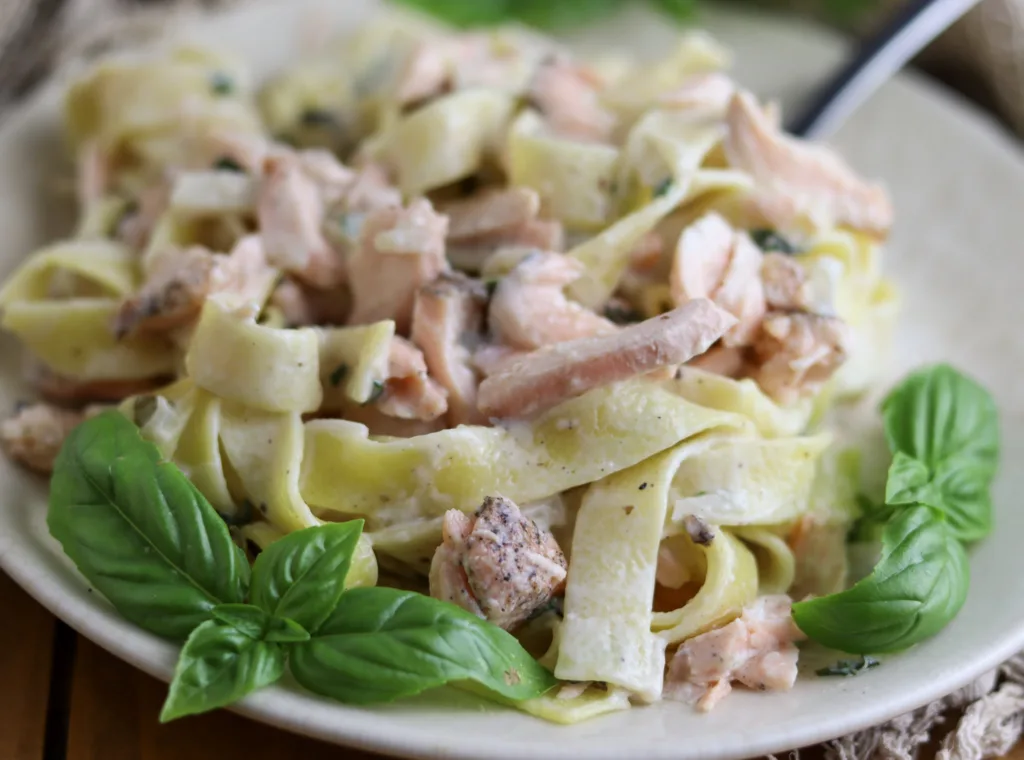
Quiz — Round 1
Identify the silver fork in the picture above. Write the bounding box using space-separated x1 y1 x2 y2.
786 0 982 139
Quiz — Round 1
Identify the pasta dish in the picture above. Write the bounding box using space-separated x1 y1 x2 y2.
0 11 995 727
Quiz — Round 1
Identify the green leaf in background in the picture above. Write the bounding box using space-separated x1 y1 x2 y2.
160 620 286 722
793 505 969 654
652 0 699 20
509 0 628 29
264 616 311 644
290 587 558 705
47 412 250 640
249 521 364 633
392 0 509 27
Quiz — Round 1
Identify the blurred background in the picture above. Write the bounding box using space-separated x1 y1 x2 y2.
1 0 1022 138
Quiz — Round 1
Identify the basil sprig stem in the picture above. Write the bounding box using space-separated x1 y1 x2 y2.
795 364 998 654
47 412 555 722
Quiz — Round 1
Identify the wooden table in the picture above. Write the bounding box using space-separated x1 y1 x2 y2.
3 568 1022 760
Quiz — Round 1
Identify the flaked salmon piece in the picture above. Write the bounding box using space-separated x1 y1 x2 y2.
376 336 449 421
115 236 276 338
114 246 215 338
258 152 343 289
411 273 488 426
478 299 736 419
761 252 813 311
686 343 746 378
429 495 568 631
117 180 171 250
269 279 350 327
724 91 893 237
670 213 765 347
28 362 167 406
342 163 402 213
294 148 356 207
526 56 616 142
472 344 528 377
658 72 736 115
77 140 110 207
489 252 618 351
447 218 566 273
394 40 452 106
749 311 850 404
443 188 541 243
1 403 107 473
665 595 804 711
347 198 449 333
628 231 665 274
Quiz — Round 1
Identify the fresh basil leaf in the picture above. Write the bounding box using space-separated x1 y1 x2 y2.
881 364 999 473
290 588 557 704
212 604 269 639
160 620 285 722
390 0 509 27
265 616 311 644
885 453 993 541
884 451 934 505
250 521 364 633
47 412 249 640
510 0 625 29
792 505 969 654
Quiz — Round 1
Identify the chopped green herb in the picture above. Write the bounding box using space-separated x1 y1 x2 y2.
209 72 235 96
300 109 338 128
816 656 880 677
365 380 386 404
653 178 673 197
329 363 349 388
213 156 245 173
484 279 500 300
603 303 643 325
750 229 800 254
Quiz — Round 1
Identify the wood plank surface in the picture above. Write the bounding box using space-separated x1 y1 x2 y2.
0 570 57 760
66 635 383 760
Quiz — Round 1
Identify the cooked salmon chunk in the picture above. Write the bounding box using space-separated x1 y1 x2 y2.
749 311 850 404
443 187 541 244
761 252 813 312
376 336 449 421
670 212 765 347
489 252 619 350
478 298 736 419
115 235 277 338
1 404 95 473
411 273 488 426
429 495 568 630
526 56 615 142
347 199 449 333
725 92 893 237
665 595 804 711
114 246 215 338
258 152 343 288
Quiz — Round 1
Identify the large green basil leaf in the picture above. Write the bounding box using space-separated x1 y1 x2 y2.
881 364 999 473
289 587 557 704
792 505 969 654
886 452 993 541
47 412 249 640
249 521 364 633
160 620 285 722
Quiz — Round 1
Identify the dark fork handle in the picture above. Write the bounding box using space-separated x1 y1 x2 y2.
786 0 981 139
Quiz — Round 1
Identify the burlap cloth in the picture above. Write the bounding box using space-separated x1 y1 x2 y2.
1 0 1022 757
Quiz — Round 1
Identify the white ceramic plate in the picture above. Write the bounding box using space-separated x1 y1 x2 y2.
2 2 1023 758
